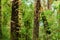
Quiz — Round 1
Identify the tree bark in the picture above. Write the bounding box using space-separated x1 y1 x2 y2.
33 0 41 40
58 4 60 31
11 0 20 40
40 0 52 39
48 0 52 9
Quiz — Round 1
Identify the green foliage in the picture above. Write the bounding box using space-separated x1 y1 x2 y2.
52 1 60 9
1 0 60 40
1 0 11 40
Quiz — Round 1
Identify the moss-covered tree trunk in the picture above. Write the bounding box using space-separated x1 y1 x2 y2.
43 0 47 10
41 0 52 40
0 0 2 39
33 0 41 40
59 4 60 27
57 4 60 32
11 0 20 40
48 0 52 9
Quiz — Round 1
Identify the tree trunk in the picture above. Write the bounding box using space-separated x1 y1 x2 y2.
33 0 41 40
40 0 51 39
58 4 60 31
48 0 52 9
11 0 20 40
0 0 2 39
40 1 51 39
43 0 48 10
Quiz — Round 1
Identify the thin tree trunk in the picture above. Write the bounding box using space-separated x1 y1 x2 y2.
40 1 51 39
48 0 52 10
56 3 60 40
58 4 60 31
43 0 48 10
0 0 2 39
59 4 60 26
11 0 20 40
40 0 52 39
33 0 41 40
